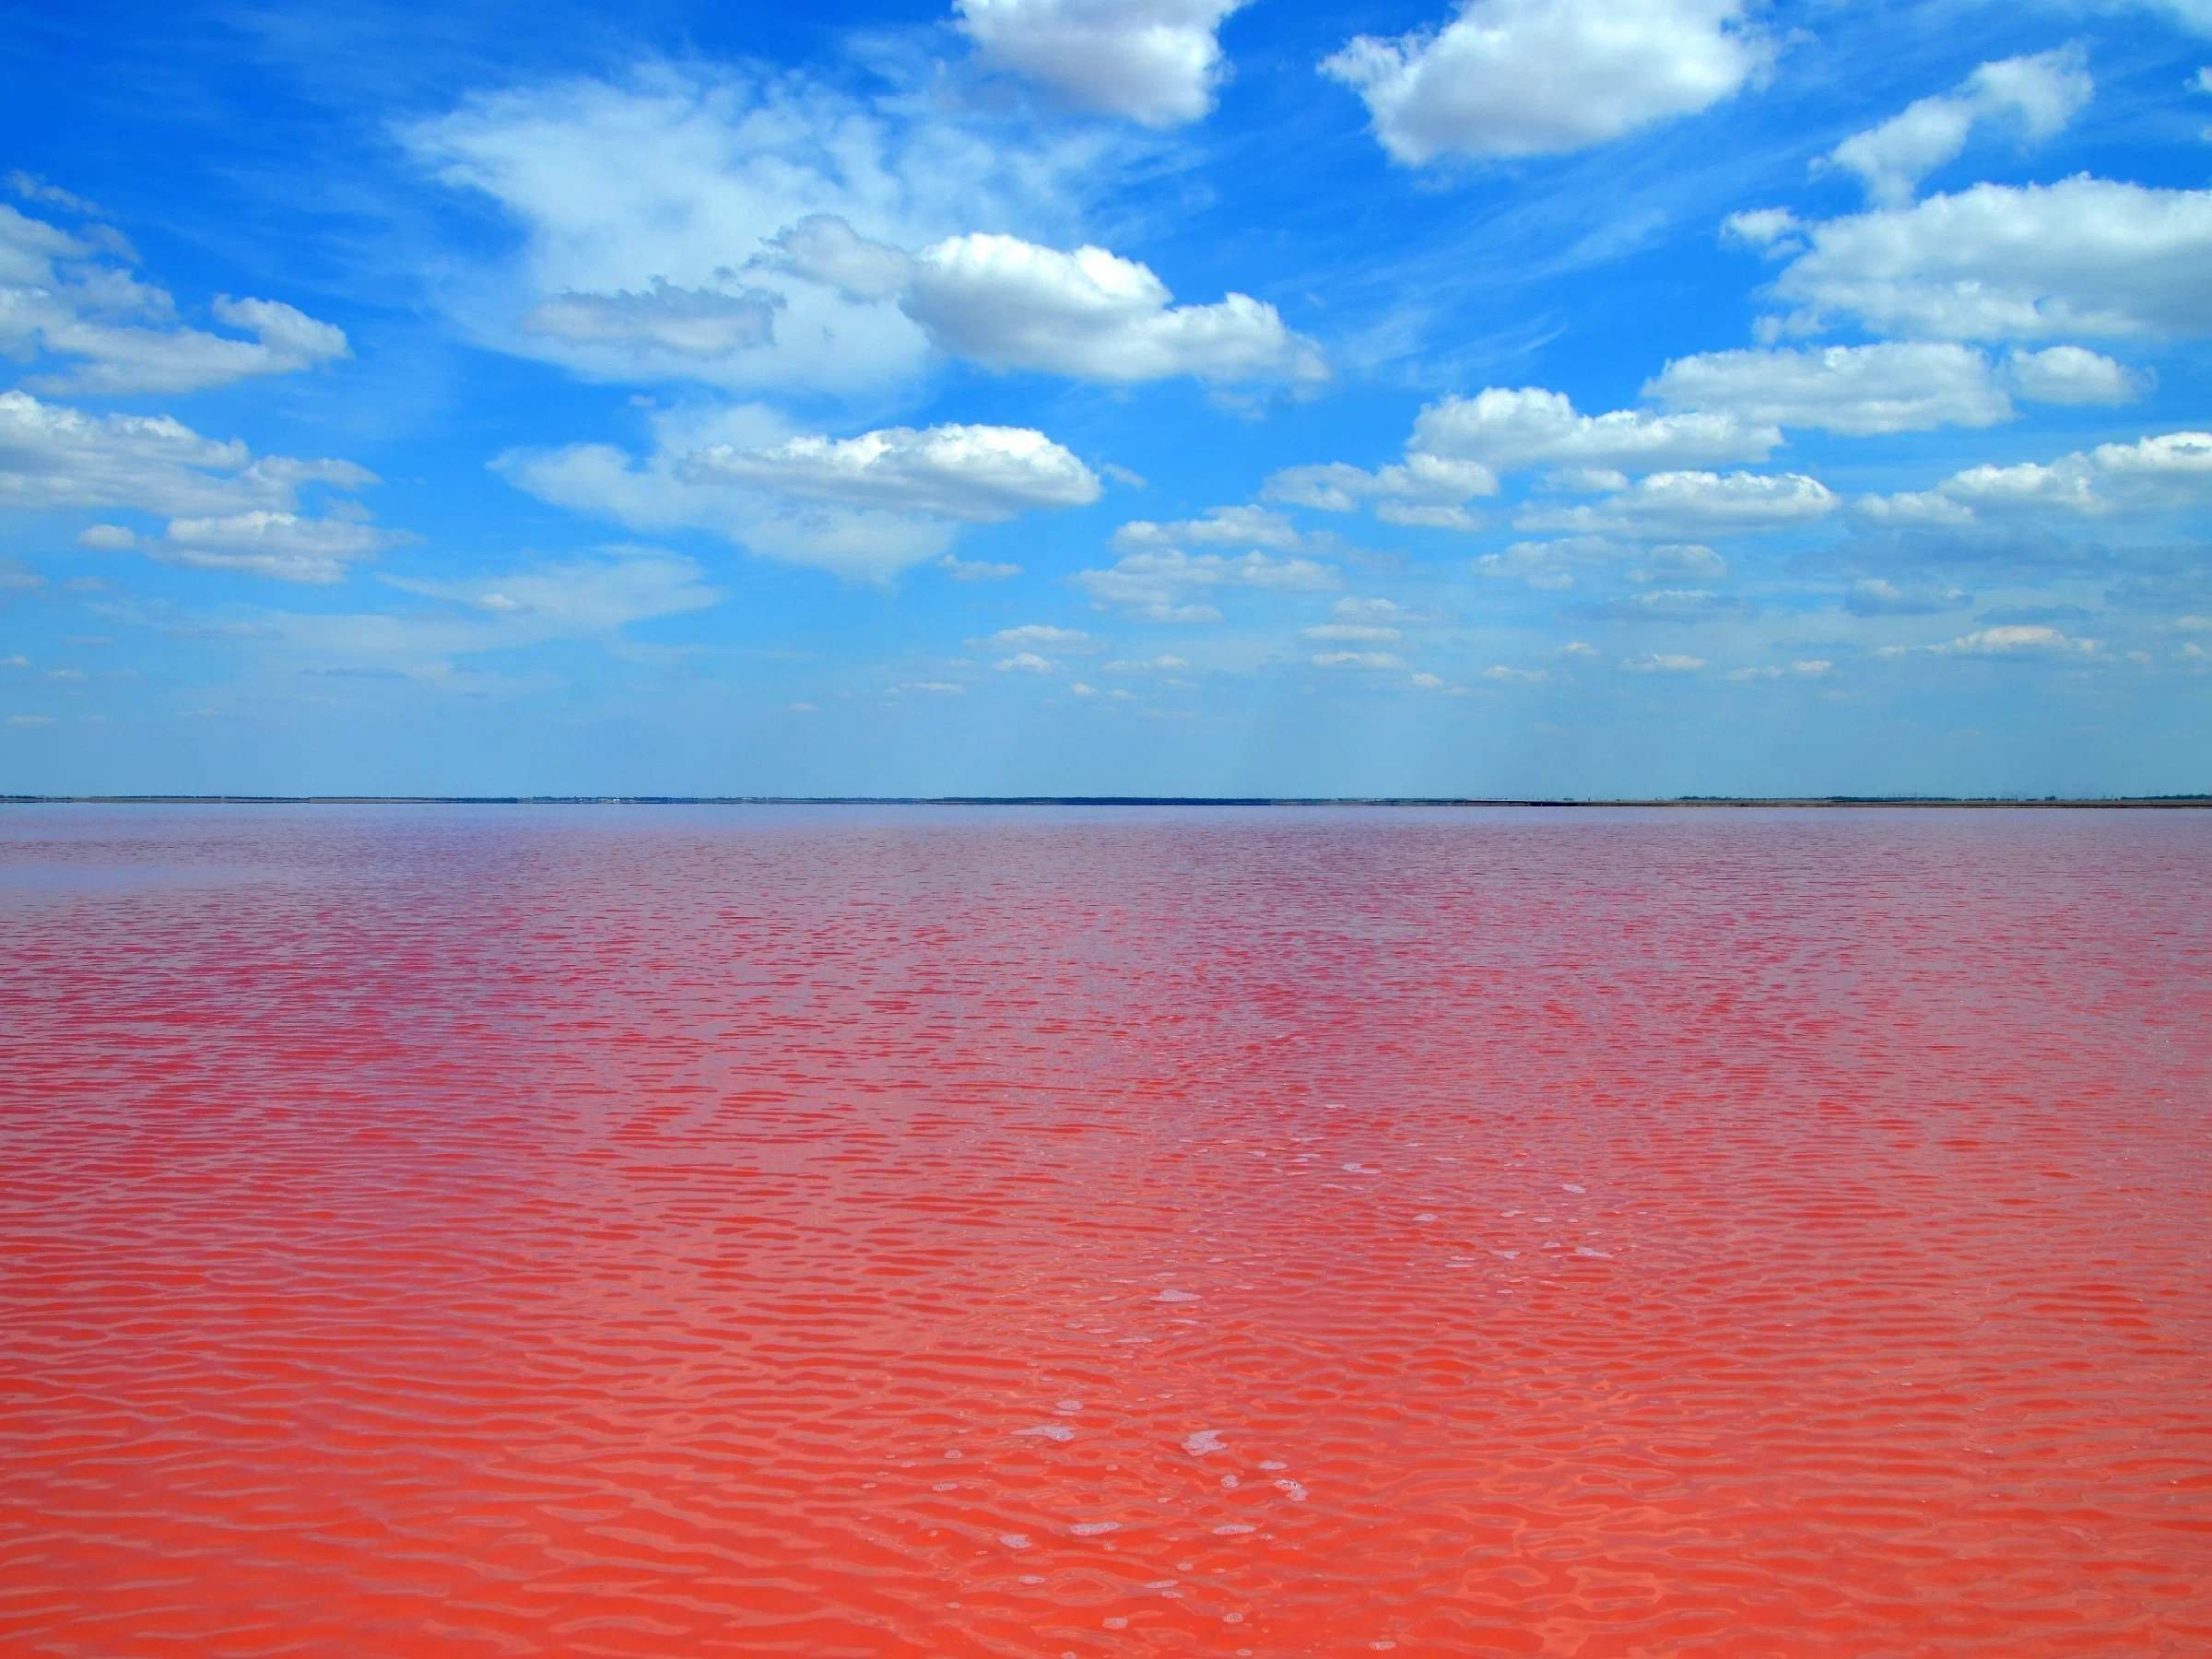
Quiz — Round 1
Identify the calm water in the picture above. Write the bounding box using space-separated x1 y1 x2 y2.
3 806 2209 1656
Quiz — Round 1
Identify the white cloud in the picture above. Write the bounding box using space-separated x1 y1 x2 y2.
1478 535 1728 588
1481 665 1547 683
938 552 1022 580
1113 504 1304 550
159 512 403 583
2004 345 2144 405
995 651 1053 671
905 234 1324 385
953 0 1248 126
0 390 375 519
1930 624 2100 656
1302 623 1400 641
1723 206 1804 256
1517 470 1837 537
1323 0 1771 164
522 281 782 358
1333 596 1441 626
760 216 914 302
690 423 1101 521
1076 547 1335 619
1104 653 1190 671
253 551 721 683
1621 653 1706 673
1761 178 2212 340
1823 48 2091 207
979 623 1093 649
0 203 348 395
402 65 1121 395
1374 501 1485 531
1851 489 1975 526
1263 453 1497 514
1858 429 2212 521
1844 577 1970 616
500 413 1100 582
1644 343 2015 435
75 523 135 551
1409 387 1780 474
1312 650 1405 669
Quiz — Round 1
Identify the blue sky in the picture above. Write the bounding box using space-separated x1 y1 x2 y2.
2 0 2208 796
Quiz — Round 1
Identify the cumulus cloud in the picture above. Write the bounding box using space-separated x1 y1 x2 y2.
1303 622 1401 642
75 524 136 551
1410 386 1779 473
402 65 1120 395
1076 547 1335 620
1844 577 1970 617
1312 650 1405 669
1759 178 2212 340
0 205 348 394
1322 0 1771 164
689 423 1101 521
1857 429 2212 522
760 215 913 301
1726 659 1833 680
978 623 1093 649
523 281 782 357
1644 343 2016 435
937 552 1022 580
2004 345 2145 405
1264 453 1497 514
1113 504 1303 551
953 0 1249 126
1621 653 1706 673
0 390 376 519
904 233 1324 385
1333 595 1443 627
1517 470 1838 537
159 512 406 584
499 413 1100 582
1928 624 2100 656
1823 48 2091 207
1474 535 1724 589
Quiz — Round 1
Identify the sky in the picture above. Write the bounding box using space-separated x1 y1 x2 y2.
2 0 2209 798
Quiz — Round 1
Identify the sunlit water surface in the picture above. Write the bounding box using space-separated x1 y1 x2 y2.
3 806 2209 1656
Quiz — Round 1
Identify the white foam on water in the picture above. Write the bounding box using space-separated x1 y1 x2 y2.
1054 1400 1083 1412
1072 1521 1120 1536
1015 1424 1075 1441
999 1534 1031 1550
1183 1429 1227 1455
1414 1212 1438 1222
1214 1523 1256 1535
1576 1246 1614 1258
1562 1182 1586 1193
1275 1477 1309 1501
1157 1288 1201 1303
1257 1459 1287 1470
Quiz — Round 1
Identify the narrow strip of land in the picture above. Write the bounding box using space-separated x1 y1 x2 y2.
5 796 2208 809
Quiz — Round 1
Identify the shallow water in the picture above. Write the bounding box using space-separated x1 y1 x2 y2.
3 806 2209 1655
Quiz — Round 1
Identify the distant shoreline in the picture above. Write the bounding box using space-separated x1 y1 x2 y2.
5 795 2209 810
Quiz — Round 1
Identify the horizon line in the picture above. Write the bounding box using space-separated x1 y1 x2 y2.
6 794 2211 809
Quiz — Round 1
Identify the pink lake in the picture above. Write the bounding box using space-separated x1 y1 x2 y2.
2 806 2208 1655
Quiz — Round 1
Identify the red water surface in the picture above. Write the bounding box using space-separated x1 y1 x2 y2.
3 806 2210 1657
